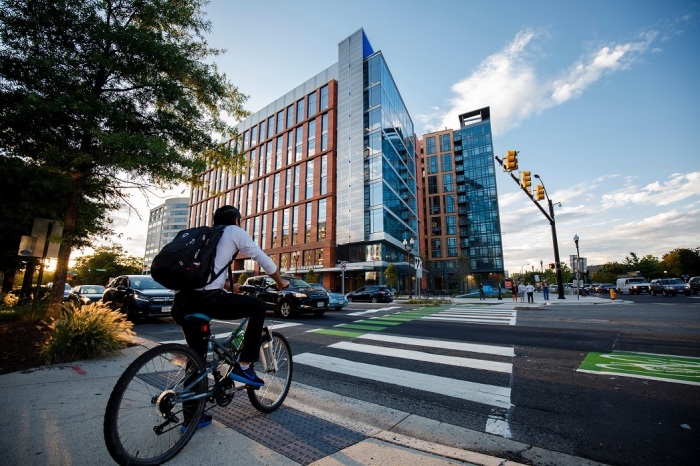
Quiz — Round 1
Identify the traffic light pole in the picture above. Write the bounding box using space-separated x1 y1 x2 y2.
494 155 566 299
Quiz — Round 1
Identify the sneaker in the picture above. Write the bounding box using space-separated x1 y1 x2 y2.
180 414 212 433
229 363 264 387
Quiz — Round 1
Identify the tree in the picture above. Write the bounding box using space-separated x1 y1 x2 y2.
454 255 471 293
73 245 143 285
0 0 249 317
236 272 248 285
661 248 700 278
385 263 398 291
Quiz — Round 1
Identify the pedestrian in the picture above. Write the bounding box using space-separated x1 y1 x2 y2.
526 282 535 303
511 282 518 302
497 283 502 300
542 281 549 300
518 281 526 302
479 282 485 300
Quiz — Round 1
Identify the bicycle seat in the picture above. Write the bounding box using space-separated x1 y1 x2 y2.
183 313 212 323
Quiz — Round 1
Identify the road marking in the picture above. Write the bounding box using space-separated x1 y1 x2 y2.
578 351 700 385
329 341 512 373
347 306 401 316
358 334 515 357
423 307 517 325
293 353 511 408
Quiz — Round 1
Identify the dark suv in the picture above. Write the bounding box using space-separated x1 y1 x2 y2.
346 285 393 303
688 276 700 295
649 278 691 296
244 275 329 317
102 275 174 320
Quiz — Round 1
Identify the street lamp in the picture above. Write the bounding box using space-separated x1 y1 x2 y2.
574 234 580 300
403 238 414 299
534 174 565 299
292 251 300 276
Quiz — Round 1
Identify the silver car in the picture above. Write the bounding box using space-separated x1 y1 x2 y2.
307 283 348 311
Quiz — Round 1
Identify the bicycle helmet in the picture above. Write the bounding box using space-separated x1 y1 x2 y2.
213 205 242 226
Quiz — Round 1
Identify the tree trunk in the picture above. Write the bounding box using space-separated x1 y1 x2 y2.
46 179 82 319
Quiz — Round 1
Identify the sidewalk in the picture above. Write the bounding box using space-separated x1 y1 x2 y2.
0 328 609 466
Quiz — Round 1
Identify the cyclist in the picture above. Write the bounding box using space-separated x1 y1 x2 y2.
171 205 288 429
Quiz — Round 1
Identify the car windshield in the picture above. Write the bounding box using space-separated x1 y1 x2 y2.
82 286 105 294
131 277 167 290
288 278 311 288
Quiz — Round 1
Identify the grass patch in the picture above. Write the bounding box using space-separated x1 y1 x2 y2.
39 302 135 365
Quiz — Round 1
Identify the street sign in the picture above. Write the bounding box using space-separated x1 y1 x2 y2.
340 261 347 271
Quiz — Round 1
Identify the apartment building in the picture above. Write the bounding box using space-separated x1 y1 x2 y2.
143 197 189 273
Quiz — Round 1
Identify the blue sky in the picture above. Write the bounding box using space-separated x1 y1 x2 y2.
101 0 700 277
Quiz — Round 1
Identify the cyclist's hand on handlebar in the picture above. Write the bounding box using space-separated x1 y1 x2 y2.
231 283 242 293
277 279 290 290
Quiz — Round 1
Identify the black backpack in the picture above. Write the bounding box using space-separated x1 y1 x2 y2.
151 225 234 290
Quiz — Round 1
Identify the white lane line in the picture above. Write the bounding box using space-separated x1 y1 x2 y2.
423 315 516 325
329 341 512 373
294 353 511 408
347 306 402 316
358 333 515 357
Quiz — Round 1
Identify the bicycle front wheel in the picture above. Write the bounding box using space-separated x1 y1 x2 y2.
104 343 208 466
247 332 293 413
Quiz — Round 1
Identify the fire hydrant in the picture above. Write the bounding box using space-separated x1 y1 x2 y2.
609 288 616 300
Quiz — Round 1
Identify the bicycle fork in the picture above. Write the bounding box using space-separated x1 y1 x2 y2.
260 327 278 373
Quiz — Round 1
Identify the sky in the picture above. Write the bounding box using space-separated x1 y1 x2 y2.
89 0 700 277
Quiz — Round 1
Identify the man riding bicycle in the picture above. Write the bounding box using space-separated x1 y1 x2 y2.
171 205 288 429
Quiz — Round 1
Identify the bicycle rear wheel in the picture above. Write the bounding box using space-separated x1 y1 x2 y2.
104 343 208 465
247 332 293 413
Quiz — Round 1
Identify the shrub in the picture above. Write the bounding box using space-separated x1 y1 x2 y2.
40 302 135 365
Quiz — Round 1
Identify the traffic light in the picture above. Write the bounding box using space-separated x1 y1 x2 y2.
520 171 531 190
535 184 545 201
504 150 518 171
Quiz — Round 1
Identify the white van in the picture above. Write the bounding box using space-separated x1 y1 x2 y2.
616 277 650 294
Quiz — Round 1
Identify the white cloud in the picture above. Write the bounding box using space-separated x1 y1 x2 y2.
419 27 660 136
601 172 700 207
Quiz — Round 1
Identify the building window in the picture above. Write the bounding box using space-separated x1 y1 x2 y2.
275 136 283 169
271 210 278 247
428 176 438 195
447 237 458 257
305 160 314 199
285 168 291 204
273 173 280 209
320 85 329 110
286 105 294 128
293 165 300 202
287 131 294 165
307 119 316 157
426 137 436 155
427 155 438 174
441 153 452 172
431 217 442 236
443 173 454 192
444 194 455 213
430 196 440 215
305 202 312 242
321 113 328 151
446 215 456 235
307 91 317 118
296 98 305 123
292 205 299 245
317 198 326 241
282 208 290 246
320 155 327 195
295 127 303 161
440 134 451 152
277 111 284 133
431 238 442 258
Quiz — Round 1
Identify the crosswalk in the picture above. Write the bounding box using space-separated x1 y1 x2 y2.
295 307 518 434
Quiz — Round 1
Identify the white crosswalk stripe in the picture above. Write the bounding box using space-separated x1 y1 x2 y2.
347 306 402 316
422 307 517 325
294 333 514 410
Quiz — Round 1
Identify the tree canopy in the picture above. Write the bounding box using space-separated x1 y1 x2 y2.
0 0 249 316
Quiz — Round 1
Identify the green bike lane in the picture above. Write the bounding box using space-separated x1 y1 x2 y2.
310 308 440 338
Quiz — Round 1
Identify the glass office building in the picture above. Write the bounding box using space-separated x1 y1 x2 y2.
188 29 419 292
143 197 189 274
421 108 504 291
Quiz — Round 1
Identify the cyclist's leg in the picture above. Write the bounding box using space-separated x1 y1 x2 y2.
180 316 211 425
208 291 266 364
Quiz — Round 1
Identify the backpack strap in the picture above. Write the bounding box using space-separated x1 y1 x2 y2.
207 251 238 286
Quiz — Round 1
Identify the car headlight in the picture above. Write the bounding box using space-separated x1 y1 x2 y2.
290 292 307 298
134 292 151 302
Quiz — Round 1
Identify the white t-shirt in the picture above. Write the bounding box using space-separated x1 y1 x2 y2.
203 225 278 291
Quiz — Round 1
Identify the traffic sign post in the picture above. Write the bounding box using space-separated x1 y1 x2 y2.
340 261 348 294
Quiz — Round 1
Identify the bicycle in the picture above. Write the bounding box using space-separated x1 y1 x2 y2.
103 284 293 466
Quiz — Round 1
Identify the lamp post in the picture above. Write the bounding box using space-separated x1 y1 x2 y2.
403 238 414 299
534 174 565 299
292 251 300 276
574 234 580 300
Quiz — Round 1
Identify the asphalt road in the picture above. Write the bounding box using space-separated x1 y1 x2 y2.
132 296 700 466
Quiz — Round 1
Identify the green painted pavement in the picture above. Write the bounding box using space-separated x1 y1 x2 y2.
578 351 700 385
336 323 388 331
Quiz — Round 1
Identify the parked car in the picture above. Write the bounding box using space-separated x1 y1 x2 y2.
649 278 691 296
597 283 617 294
346 285 393 303
687 276 700 295
307 283 348 311
244 275 329 317
48 282 72 301
102 275 174 320
67 285 106 306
